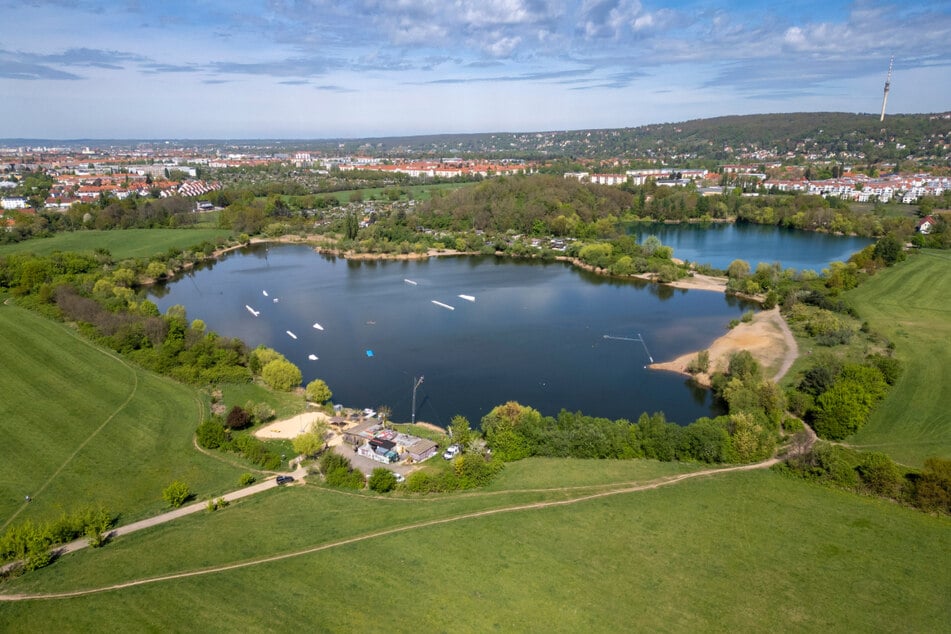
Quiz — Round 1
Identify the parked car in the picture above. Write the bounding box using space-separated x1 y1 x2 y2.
276 475 294 485
394 472 406 483
443 444 461 460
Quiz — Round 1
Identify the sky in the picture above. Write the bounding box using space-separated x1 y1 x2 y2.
1 0 950 139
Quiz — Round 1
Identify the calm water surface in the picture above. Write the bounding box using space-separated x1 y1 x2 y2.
151 245 759 426
628 222 872 271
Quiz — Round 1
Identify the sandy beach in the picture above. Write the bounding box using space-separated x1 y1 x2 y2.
649 307 798 387
253 411 331 440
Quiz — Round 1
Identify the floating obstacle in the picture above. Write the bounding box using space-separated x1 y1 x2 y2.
366 350 374 357
262 290 268 297
308 354 318 361
458 294 475 302
404 279 418 286
432 300 455 310
245 305 260 317
272 298 279 303
286 331 297 340
312 322 324 330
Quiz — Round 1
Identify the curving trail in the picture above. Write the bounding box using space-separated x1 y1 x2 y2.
0 458 778 602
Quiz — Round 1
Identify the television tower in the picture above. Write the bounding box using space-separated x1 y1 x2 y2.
879 56 893 122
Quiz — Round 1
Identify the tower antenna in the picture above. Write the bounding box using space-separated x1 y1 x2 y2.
879 56 893 122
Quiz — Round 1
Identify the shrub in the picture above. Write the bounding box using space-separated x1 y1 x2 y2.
261 359 302 391
857 452 903 498
196 418 228 448
368 468 398 493
225 405 252 430
239 472 256 486
686 350 710 374
305 378 333 404
162 480 192 508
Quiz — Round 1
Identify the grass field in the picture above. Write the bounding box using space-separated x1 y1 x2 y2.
842 250 951 466
0 466 947 632
0 228 234 260
0 305 244 529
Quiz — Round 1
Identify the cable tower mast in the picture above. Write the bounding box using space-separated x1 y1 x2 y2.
880 56 893 122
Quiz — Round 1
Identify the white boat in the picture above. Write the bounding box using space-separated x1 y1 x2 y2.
245 305 260 317
262 290 269 297
432 300 455 311
286 331 297 339
312 322 324 330
273 298 279 303
404 279 418 285
308 354 318 361
458 294 475 302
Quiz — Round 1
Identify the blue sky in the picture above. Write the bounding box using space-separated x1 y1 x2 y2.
1 0 949 139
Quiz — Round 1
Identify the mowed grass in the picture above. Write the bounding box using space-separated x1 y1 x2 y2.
0 228 233 260
843 250 951 466
1 468 948 632
0 305 243 528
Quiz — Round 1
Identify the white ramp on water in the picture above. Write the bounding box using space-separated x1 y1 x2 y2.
312 322 324 330
432 300 455 311
404 279 418 285
245 305 260 317
308 354 318 361
286 331 297 339
262 290 269 297
458 294 475 302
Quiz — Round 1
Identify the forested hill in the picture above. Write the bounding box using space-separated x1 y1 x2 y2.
313 112 951 161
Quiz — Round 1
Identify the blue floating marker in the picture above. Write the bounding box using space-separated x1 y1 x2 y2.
366 350 374 357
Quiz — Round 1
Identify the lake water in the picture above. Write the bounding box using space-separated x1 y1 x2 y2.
627 222 873 271
149 227 868 428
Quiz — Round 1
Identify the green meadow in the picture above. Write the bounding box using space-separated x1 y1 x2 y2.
0 467 947 632
843 250 951 466
0 228 233 260
0 305 242 529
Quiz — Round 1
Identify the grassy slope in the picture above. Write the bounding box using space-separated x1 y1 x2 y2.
0 228 233 260
844 250 951 466
0 468 947 632
0 305 242 528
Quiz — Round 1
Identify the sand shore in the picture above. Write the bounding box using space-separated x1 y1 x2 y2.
649 307 798 387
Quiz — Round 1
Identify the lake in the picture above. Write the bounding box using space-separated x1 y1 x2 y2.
627 222 873 271
149 227 867 428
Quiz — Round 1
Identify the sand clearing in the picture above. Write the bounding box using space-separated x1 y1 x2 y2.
650 308 798 387
254 411 331 439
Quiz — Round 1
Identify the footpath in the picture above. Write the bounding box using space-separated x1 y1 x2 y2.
1 464 308 573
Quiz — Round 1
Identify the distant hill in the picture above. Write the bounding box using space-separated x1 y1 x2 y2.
3 111 948 161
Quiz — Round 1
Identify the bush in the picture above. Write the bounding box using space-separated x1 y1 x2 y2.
857 452 903 498
367 468 398 493
305 378 333 404
162 480 192 508
261 359 302 391
239 472 256 486
319 451 364 489
225 405 252 430
196 418 228 449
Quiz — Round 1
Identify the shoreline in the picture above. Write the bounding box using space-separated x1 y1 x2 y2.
649 307 798 387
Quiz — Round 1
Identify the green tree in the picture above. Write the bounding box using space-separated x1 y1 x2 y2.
162 480 192 508
449 415 473 451
261 359 302 391
727 259 751 279
292 420 329 457
305 378 332 404
872 234 904 266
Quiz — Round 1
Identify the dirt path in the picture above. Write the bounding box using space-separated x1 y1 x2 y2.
0 458 779 602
